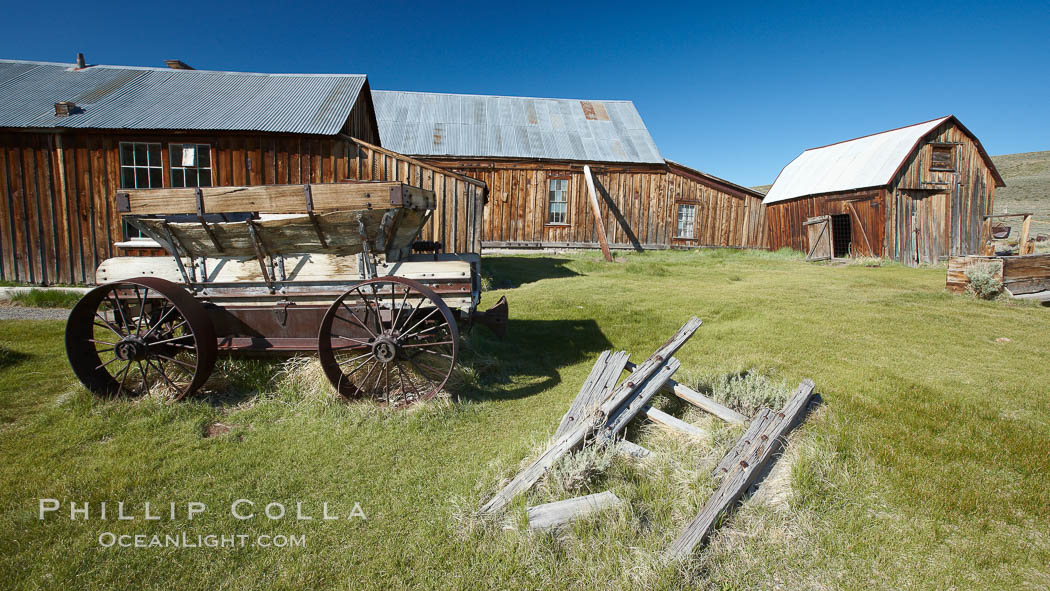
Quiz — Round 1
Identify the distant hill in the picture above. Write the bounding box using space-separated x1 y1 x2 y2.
749 151 1049 235
991 151 1050 236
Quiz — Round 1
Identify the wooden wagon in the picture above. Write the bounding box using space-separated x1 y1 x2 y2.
64 181 507 406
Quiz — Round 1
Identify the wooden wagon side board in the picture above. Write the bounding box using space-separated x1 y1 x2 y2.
132 208 428 258
116 182 435 215
946 253 1050 297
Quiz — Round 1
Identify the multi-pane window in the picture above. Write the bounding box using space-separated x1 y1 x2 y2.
169 143 213 187
676 204 696 238
119 142 162 239
548 178 569 224
931 145 954 171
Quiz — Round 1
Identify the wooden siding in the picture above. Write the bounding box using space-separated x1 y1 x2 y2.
765 190 885 257
416 159 766 250
886 120 997 263
343 138 486 255
766 121 999 264
0 123 485 284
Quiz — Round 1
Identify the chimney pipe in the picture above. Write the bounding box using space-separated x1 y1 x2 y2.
75 53 85 69
55 102 78 117
164 60 194 70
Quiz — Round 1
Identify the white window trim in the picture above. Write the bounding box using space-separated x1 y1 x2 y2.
675 203 697 239
169 143 213 188
547 178 570 225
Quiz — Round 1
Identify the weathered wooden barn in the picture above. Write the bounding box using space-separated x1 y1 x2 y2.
763 115 1005 264
0 58 485 284
372 90 767 251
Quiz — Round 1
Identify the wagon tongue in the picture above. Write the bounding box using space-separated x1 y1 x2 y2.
472 296 508 339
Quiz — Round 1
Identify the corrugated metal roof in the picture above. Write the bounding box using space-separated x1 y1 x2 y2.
0 59 366 135
763 116 953 204
372 90 663 164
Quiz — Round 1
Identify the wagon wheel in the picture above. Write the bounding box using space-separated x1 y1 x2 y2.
317 277 459 406
65 277 217 401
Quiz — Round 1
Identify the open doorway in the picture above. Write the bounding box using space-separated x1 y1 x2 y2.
831 214 852 258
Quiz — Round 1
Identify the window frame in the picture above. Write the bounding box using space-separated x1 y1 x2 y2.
675 202 697 239
168 142 213 188
546 176 571 226
929 143 955 172
118 141 164 240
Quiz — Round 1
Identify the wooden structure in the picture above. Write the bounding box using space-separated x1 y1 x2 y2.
373 91 767 251
477 319 815 560
763 116 1005 265
946 254 1050 299
0 59 485 284
65 181 507 405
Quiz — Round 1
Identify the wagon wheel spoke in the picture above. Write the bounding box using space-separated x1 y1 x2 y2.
319 277 457 405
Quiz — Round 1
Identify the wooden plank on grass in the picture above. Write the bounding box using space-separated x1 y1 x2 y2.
626 361 746 425
553 350 630 440
479 317 701 515
616 440 653 459
642 405 708 438
666 379 815 560
526 491 623 530
711 408 776 479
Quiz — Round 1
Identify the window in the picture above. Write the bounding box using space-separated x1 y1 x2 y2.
931 145 954 171
676 204 696 238
548 178 569 224
119 142 162 239
169 143 212 187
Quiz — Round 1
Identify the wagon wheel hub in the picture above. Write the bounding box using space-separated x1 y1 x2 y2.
114 338 149 361
371 335 400 363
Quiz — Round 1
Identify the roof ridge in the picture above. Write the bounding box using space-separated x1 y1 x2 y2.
373 88 636 104
803 115 952 152
0 59 367 78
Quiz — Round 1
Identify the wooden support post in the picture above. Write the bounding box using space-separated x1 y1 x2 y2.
583 165 613 262
554 350 630 440
666 380 815 560
1020 214 1034 255
625 361 746 425
642 405 708 438
479 317 701 515
526 491 623 530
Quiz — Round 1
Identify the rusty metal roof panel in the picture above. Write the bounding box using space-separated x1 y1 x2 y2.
764 117 953 204
0 59 366 135
373 90 663 163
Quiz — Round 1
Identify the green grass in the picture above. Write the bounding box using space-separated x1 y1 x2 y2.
6 289 83 309
1 249 1049 590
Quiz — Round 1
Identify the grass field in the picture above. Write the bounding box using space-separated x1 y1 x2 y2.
992 151 1050 238
1 249 1049 590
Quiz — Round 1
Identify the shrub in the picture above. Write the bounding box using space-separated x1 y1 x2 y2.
963 262 1003 300
8 289 83 308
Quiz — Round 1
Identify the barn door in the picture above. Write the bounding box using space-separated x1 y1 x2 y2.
804 215 832 261
914 192 950 264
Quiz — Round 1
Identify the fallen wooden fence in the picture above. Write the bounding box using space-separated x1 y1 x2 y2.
477 318 817 560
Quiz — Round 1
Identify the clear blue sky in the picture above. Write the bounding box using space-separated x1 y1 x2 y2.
2 0 1047 186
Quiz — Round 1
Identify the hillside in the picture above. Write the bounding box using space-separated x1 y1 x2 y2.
991 151 1050 236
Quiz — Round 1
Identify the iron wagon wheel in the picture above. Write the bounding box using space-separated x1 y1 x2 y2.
65 277 217 401
317 276 459 406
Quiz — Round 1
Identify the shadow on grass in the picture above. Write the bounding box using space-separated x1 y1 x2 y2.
458 318 612 403
482 257 580 288
0 345 31 370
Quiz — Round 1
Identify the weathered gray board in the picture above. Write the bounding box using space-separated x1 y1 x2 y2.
642 405 708 438
666 379 815 560
526 491 623 530
554 350 630 440
624 361 746 424
479 317 702 515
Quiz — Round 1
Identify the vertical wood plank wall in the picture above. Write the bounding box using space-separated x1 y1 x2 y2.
0 127 484 284
415 159 767 250
764 121 998 265
342 138 486 256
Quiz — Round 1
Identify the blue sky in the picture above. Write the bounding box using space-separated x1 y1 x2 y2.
1 0 1047 185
